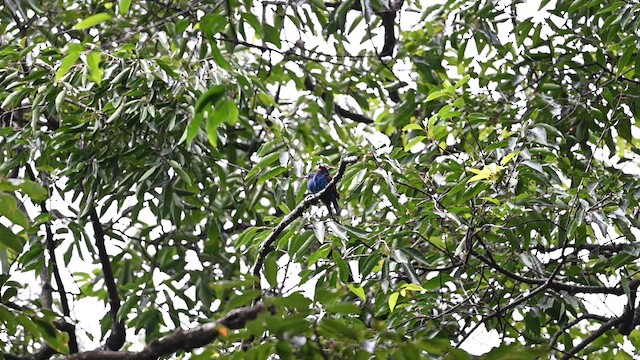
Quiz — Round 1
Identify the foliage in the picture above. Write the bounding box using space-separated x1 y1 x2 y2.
1 0 640 359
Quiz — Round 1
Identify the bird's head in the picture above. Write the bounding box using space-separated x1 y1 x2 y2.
318 165 329 174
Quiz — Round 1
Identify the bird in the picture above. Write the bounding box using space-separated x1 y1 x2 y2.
307 165 340 216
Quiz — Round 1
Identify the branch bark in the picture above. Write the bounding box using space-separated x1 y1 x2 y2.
60 303 265 360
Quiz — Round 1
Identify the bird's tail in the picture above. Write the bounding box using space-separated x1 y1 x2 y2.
332 199 340 216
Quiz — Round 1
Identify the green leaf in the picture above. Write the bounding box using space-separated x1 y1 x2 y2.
33 317 69 354
86 51 103 85
55 89 66 112
246 152 281 179
500 151 520 166
402 123 423 131
226 290 261 310
264 24 282 47
205 110 224 148
200 13 227 40
185 113 204 146
1 89 24 109
426 90 449 101
119 0 132 15
0 223 25 253
155 59 179 78
264 253 279 288
404 136 426 152
195 85 226 114
347 284 366 301
214 99 239 125
55 44 84 82
327 221 348 241
257 166 287 185
73 13 113 30
318 318 360 342
168 160 192 186
629 330 640 349
617 45 634 77
0 178 47 202
0 192 29 228
271 292 312 309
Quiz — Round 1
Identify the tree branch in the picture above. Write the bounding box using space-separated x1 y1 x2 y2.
304 76 374 124
60 303 265 360
89 208 126 351
24 165 78 355
472 251 639 295
549 314 610 346
560 316 624 360
252 156 359 280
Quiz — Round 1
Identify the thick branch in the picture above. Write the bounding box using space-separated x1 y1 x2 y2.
61 303 265 360
252 156 359 279
89 208 125 351
333 104 374 124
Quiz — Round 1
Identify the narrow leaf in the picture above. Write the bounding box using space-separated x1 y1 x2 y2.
119 0 132 15
73 13 113 30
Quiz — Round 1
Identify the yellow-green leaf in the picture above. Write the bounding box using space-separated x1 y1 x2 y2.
468 164 504 183
404 136 426 152
388 292 399 312
73 13 113 30
480 196 500 206
426 90 448 101
347 284 366 301
401 284 426 292
500 151 520 166
402 123 423 131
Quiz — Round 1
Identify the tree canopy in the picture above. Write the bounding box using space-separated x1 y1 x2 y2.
2 0 640 359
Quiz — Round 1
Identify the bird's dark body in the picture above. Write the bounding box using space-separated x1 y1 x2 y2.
308 166 340 215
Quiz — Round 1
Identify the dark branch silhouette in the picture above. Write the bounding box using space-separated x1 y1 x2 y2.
89 208 126 351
